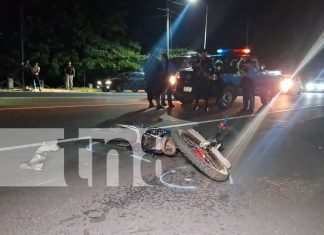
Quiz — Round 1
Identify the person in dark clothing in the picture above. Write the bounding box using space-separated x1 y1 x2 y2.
192 55 202 109
193 51 215 111
242 60 257 113
65 61 76 90
31 62 41 91
213 59 224 103
160 53 174 108
24 60 32 89
143 53 164 110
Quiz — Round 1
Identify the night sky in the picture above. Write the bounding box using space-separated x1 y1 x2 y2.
1 0 324 75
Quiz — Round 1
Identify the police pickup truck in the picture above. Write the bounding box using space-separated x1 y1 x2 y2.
171 49 282 109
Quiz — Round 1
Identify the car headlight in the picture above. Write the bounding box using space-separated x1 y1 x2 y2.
306 83 315 91
169 75 176 86
280 79 293 92
318 84 324 90
105 80 112 85
97 81 102 85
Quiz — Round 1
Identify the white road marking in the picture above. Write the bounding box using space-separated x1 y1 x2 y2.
0 102 148 111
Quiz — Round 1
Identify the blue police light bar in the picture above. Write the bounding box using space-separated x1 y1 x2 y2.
217 48 251 55
217 49 230 54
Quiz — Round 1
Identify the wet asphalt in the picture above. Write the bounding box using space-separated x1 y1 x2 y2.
0 92 324 234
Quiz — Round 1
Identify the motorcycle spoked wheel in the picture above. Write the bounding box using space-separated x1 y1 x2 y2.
186 129 232 169
171 129 229 182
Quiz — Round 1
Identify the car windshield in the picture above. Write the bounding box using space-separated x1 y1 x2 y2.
169 57 192 71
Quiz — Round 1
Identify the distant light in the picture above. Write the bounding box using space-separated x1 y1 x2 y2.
306 83 315 91
319 84 324 90
188 0 198 4
217 49 224 54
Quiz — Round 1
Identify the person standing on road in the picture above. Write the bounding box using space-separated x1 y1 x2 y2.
24 60 32 90
242 60 257 113
31 62 41 91
192 55 203 110
193 50 214 111
65 61 75 90
160 53 174 108
144 53 164 110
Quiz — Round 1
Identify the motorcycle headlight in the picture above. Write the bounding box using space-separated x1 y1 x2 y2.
169 75 176 86
106 80 112 85
97 81 102 85
280 79 293 92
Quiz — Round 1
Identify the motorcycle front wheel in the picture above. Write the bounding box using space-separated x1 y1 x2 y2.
171 129 229 182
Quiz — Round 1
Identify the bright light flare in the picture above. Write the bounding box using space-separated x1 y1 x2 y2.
188 0 198 4
280 79 293 92
169 75 176 85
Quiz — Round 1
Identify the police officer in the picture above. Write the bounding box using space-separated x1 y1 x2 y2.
192 55 202 110
160 53 174 108
213 59 224 104
242 59 257 113
200 50 215 112
144 53 164 110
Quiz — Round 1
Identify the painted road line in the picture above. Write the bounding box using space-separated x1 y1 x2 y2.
160 104 324 129
0 102 148 111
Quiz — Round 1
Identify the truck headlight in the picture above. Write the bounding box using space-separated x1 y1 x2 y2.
105 80 112 85
306 83 314 91
280 79 293 92
169 75 176 86
97 81 102 85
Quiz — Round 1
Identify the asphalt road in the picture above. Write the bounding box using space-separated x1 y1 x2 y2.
0 92 324 235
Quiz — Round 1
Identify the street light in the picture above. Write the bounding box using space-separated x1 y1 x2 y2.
165 0 209 56
165 0 199 57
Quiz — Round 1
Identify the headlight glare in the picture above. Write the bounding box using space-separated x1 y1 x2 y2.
169 75 176 85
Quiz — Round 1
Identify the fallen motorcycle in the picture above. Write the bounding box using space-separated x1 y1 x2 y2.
118 117 231 182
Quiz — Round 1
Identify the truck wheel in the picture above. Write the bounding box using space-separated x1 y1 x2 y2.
218 87 236 109
179 96 194 105
260 95 272 105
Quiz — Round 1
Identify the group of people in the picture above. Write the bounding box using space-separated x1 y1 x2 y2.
144 52 174 110
22 61 76 91
191 50 222 112
144 50 257 113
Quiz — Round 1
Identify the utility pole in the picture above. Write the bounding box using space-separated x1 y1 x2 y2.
204 5 208 50
20 3 25 87
246 18 249 47
166 1 170 57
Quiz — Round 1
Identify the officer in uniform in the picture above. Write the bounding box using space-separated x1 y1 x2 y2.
241 59 257 113
192 50 215 111
144 53 164 110
160 53 174 108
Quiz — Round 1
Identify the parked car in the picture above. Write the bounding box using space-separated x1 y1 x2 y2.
96 72 145 92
